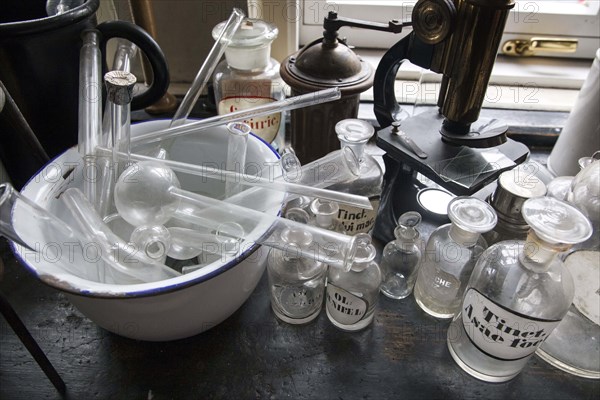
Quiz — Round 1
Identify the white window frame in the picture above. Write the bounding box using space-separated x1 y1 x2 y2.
299 0 600 59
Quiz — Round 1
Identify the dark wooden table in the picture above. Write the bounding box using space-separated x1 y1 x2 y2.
1 232 598 399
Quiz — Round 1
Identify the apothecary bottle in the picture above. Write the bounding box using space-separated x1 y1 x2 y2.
212 18 285 149
267 212 327 324
326 234 381 331
447 196 592 382
328 119 383 235
413 197 496 319
380 211 423 300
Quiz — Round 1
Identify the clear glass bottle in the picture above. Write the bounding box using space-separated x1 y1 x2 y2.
380 211 423 300
413 197 497 319
309 198 346 234
326 234 381 331
212 18 285 149
267 211 327 324
447 196 593 382
328 119 383 235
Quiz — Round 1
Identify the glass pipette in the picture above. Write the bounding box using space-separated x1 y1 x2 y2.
130 88 341 148
78 30 102 206
170 8 245 127
62 187 181 283
114 161 361 271
225 122 250 197
95 146 371 209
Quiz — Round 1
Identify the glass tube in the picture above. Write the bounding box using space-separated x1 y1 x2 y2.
170 8 245 128
167 226 222 260
96 71 136 219
105 71 136 169
113 161 361 271
225 122 250 197
130 88 341 148
78 30 102 206
96 146 371 209
101 39 137 147
61 187 181 283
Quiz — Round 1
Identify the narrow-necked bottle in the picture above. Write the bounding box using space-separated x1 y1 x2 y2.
267 210 327 324
380 211 423 300
328 119 383 235
413 197 497 319
447 196 592 382
326 234 381 331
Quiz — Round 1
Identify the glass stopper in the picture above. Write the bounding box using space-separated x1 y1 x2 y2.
522 197 592 244
394 211 421 241
212 18 278 48
447 196 497 233
335 119 374 144
285 207 311 224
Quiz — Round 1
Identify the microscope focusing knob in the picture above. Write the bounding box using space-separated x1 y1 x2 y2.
412 0 456 45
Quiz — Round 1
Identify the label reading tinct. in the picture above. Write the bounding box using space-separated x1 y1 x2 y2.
337 198 380 235
326 283 367 326
461 289 561 361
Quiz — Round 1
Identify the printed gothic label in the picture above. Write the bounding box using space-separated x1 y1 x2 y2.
461 289 561 361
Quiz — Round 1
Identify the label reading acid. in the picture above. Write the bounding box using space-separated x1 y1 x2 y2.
326 283 367 326
218 97 281 143
337 198 379 235
461 289 561 361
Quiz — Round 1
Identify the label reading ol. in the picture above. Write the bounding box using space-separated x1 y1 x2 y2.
337 198 380 235
326 283 367 326
461 289 561 361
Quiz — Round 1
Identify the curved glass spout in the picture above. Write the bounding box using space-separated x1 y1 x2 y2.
130 88 341 148
114 161 361 271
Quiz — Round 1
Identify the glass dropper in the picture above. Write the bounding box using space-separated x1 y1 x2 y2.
170 8 245 127
114 161 361 271
95 147 372 209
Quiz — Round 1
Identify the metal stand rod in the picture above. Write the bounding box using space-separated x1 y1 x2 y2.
0 290 66 393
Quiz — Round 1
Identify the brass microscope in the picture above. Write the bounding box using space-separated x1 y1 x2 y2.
341 0 531 242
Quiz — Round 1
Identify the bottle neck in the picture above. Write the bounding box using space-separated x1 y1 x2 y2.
519 231 569 272
393 226 419 245
448 225 480 247
315 213 335 229
351 260 370 272
340 141 366 165
224 45 271 70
